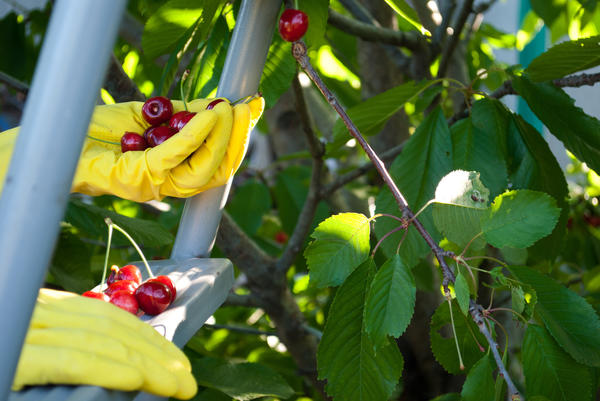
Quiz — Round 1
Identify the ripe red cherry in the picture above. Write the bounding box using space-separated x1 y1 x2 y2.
142 96 173 126
135 280 173 315
274 230 289 244
153 275 176 303
82 291 109 302
120 132 148 153
169 111 196 131
116 265 142 285
206 99 225 110
278 9 309 42
104 280 138 297
146 126 177 147
109 290 139 315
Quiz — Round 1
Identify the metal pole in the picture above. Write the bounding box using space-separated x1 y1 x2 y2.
171 0 282 259
0 0 125 398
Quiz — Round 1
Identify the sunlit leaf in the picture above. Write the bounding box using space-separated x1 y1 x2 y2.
305 213 371 288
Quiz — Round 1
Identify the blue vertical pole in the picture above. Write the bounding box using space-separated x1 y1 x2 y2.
0 0 126 398
518 0 546 132
171 0 282 259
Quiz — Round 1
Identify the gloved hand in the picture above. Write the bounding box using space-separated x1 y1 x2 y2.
0 97 264 202
12 288 197 399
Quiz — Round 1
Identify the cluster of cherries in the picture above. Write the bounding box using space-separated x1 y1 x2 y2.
120 96 225 153
83 264 176 316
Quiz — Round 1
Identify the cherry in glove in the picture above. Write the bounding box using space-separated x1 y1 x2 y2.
0 97 264 202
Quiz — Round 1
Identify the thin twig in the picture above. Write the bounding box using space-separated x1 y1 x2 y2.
204 323 276 337
437 0 474 79
0 71 29 94
448 72 600 124
470 302 521 400
328 8 424 51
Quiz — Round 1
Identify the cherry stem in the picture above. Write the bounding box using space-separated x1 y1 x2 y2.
446 296 465 370
488 307 529 325
371 225 405 258
87 135 120 146
458 231 484 259
462 254 508 267
369 213 405 224
100 223 114 291
395 227 410 254
104 218 154 279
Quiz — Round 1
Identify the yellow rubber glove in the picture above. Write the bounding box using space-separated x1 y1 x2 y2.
0 97 264 202
13 288 197 399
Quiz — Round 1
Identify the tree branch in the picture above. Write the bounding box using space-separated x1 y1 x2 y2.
448 72 600 124
328 8 424 51
275 75 325 274
0 71 28 94
104 54 145 102
437 0 474 78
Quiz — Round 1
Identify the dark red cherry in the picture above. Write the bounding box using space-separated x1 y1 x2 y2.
153 275 176 303
206 99 225 110
278 9 309 42
146 126 177 147
109 290 139 314
121 132 148 153
116 265 142 285
104 280 138 297
135 280 172 315
82 291 109 302
169 111 196 131
142 96 173 126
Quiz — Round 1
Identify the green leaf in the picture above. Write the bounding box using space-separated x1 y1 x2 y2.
192 357 294 400
522 324 592 401
49 230 95 293
454 273 470 316
64 199 174 248
273 165 329 236
461 355 495 401
453 98 509 199
512 74 600 174
190 16 230 99
507 114 568 261
432 170 489 250
226 179 271 236
375 107 453 266
526 36 600 81
305 213 371 288
364 255 416 348
332 80 430 143
509 266 600 367
299 0 329 48
430 301 488 374
481 190 560 249
142 0 223 60
318 260 404 401
384 0 424 32
259 34 296 108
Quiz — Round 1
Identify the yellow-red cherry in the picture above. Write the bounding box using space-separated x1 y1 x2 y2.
279 9 309 42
